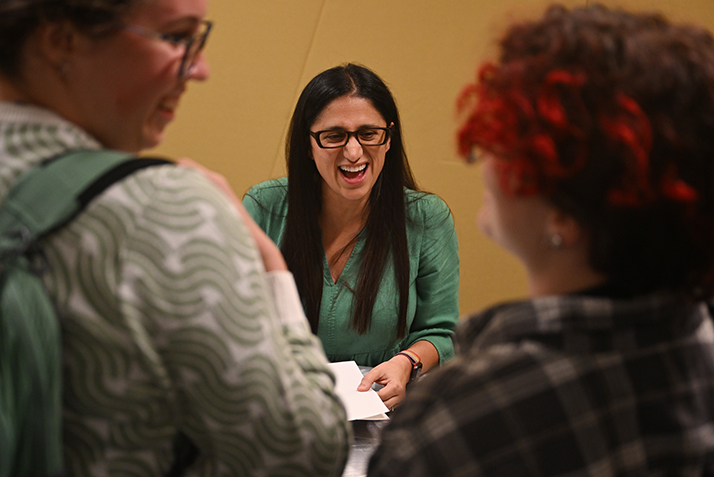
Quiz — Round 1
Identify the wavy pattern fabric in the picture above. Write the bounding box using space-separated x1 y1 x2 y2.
0 102 350 476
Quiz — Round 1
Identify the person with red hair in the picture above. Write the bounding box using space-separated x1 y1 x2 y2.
369 4 714 475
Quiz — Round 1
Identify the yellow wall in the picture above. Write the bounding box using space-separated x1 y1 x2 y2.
150 0 714 318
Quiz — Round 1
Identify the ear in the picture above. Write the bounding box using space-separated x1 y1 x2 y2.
35 20 80 70
385 121 393 153
545 209 586 249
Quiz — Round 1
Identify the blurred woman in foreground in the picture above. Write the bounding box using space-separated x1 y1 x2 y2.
0 0 349 475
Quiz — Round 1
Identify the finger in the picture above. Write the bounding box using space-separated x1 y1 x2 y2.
176 157 212 178
381 391 406 411
357 375 375 391
376 386 397 402
359 366 388 388
381 395 400 411
177 158 234 197
175 157 197 167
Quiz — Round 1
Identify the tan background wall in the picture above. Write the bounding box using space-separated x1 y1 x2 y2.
150 0 714 318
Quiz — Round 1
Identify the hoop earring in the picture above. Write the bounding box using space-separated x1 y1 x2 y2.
549 233 563 249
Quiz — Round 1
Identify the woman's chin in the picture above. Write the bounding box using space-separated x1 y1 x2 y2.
140 128 166 152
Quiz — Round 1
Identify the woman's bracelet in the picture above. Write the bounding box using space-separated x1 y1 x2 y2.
395 350 421 366
395 350 422 383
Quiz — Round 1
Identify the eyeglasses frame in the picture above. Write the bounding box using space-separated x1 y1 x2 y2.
122 19 213 78
309 126 392 149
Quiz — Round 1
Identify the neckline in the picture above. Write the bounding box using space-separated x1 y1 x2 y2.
322 232 365 286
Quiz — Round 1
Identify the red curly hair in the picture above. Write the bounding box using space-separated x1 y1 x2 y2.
458 4 714 297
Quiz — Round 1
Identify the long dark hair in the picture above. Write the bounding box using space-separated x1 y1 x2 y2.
283 63 417 337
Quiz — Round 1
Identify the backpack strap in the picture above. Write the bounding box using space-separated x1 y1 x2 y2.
2 150 200 476
0 149 171 242
0 150 172 477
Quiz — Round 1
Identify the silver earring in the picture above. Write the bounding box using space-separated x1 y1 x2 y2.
549 233 563 249
467 149 478 163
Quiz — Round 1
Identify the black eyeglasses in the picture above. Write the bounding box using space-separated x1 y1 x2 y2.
123 20 213 78
310 127 391 149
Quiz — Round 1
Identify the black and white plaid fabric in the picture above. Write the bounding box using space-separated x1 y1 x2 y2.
369 293 714 476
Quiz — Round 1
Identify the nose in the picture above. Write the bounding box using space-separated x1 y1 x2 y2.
342 135 363 162
187 52 210 81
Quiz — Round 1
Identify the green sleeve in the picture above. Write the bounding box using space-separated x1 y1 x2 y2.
405 193 460 363
242 178 289 245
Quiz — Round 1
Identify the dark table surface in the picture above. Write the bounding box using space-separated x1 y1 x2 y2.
341 419 390 477
339 365 390 476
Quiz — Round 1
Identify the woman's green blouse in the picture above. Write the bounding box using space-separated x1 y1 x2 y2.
244 178 460 367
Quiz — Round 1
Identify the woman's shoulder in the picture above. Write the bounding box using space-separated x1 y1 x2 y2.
404 189 453 225
405 188 449 209
246 177 288 199
245 177 288 207
243 177 289 221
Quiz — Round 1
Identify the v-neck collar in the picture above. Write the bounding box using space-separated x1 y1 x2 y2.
322 232 365 286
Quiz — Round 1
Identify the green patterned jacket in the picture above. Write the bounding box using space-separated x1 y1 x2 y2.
0 102 350 476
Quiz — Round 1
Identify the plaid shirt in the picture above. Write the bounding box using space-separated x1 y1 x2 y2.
368 293 714 476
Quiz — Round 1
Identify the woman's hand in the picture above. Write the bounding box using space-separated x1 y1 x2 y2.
357 342 439 410
177 158 287 272
357 354 413 410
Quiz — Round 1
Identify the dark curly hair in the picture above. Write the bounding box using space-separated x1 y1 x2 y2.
458 3 714 298
0 0 142 79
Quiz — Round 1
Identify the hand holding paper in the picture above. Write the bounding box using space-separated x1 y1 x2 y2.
328 361 390 421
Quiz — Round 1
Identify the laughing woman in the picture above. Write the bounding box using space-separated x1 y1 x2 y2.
244 64 460 410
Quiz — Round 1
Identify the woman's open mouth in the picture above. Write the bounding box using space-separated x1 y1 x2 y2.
339 163 368 183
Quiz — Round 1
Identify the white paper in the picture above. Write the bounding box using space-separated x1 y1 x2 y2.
328 361 390 421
